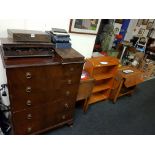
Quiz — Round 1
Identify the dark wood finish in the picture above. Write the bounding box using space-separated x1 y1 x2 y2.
1 39 84 134
110 66 144 103
0 38 55 58
7 29 51 43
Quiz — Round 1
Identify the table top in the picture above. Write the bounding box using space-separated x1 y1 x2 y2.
118 66 144 87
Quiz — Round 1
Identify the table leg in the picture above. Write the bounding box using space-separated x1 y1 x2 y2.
83 98 89 112
113 80 124 103
120 46 127 63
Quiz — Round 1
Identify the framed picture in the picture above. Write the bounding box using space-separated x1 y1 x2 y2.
142 19 149 25
147 21 154 29
115 19 123 24
138 28 145 35
136 19 143 27
69 19 101 35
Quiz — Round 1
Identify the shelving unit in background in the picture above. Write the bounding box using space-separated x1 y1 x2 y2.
84 56 119 106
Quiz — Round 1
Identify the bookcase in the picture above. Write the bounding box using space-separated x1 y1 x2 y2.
84 56 119 106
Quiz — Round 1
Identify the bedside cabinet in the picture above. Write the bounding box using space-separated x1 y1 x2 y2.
84 56 119 108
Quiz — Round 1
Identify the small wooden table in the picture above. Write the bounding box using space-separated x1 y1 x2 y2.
110 66 144 103
76 77 94 112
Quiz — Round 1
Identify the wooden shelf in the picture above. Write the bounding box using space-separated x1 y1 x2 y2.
93 73 113 81
84 56 119 111
92 84 110 93
88 93 108 104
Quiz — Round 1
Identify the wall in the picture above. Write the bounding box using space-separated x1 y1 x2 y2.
0 19 96 87
124 19 155 41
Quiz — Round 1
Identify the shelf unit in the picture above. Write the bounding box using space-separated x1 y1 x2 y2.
84 56 119 105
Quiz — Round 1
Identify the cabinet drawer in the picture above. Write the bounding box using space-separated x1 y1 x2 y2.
7 65 63 91
12 103 74 135
10 83 78 112
62 63 83 77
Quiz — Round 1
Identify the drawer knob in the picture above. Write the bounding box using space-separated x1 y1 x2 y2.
26 86 31 93
66 91 70 96
64 103 69 109
26 100 32 106
62 115 66 120
70 67 74 71
27 127 32 133
26 72 32 79
27 114 32 120
67 79 72 84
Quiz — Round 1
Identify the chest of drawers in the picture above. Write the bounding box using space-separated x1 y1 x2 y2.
1 44 84 134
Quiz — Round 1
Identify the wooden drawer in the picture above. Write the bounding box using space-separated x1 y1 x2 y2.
62 63 83 77
12 102 74 135
7 65 63 90
10 80 79 112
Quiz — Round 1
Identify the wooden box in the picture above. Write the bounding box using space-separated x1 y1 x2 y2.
7 29 51 43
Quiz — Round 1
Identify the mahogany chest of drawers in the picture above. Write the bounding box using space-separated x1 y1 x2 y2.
0 40 84 134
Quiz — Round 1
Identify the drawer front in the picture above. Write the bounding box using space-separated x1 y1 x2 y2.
62 63 83 77
12 102 74 135
7 65 63 90
7 65 63 111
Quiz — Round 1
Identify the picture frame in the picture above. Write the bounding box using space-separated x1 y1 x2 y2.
136 19 143 27
138 28 145 35
146 21 154 30
142 19 149 25
69 19 101 35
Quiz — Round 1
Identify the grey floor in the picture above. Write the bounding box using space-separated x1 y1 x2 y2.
45 78 155 135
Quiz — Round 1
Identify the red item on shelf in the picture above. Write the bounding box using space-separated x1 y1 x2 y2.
100 51 108 56
115 34 123 40
81 71 89 80
94 44 101 49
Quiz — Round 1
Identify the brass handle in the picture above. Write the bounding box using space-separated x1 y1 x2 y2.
70 67 74 71
27 114 32 120
67 79 72 84
26 86 31 93
62 115 66 120
26 100 32 106
64 103 69 109
26 72 32 79
66 91 70 96
27 127 32 133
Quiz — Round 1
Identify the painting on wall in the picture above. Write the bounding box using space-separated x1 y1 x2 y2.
136 19 143 27
146 21 154 30
138 28 145 35
142 19 149 25
69 19 101 35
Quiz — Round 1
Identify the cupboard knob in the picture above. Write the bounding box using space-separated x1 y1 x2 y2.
70 67 74 71
26 100 32 106
66 91 70 96
26 86 31 93
27 114 32 120
26 72 32 79
27 127 32 133
67 79 72 84
62 115 66 120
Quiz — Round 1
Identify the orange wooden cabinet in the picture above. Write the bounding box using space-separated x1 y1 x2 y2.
110 66 144 103
84 56 119 107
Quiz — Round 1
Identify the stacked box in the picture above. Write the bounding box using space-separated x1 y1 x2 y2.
48 28 71 49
